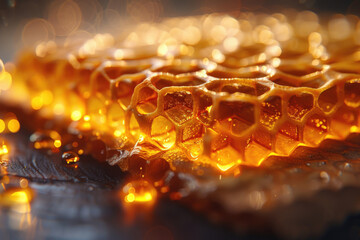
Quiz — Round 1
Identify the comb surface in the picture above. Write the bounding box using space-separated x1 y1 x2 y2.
8 12 360 172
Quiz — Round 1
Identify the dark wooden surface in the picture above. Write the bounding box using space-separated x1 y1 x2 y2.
0 131 244 240
1 129 360 240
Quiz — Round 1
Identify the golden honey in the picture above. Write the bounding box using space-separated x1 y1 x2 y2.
4 11 360 173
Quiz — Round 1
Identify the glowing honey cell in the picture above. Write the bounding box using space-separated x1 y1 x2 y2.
217 101 255 136
182 138 204 159
288 93 314 121
197 94 213 125
244 140 271 166
330 106 356 138
3 12 360 173
260 96 282 129
253 129 272 150
164 91 194 125
275 121 300 155
318 86 338 112
303 114 328 146
151 116 176 149
212 145 241 171
136 87 158 114
344 80 360 108
181 121 204 142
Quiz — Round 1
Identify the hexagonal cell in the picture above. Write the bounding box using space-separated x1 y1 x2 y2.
181 120 204 159
151 76 206 90
275 122 300 155
344 80 360 108
252 129 272 150
197 94 213 125
164 91 193 125
260 96 282 129
288 93 314 121
318 86 337 113
151 116 176 149
244 139 271 166
181 121 204 142
279 121 299 141
303 114 328 146
210 132 230 152
217 101 255 136
135 87 158 114
211 145 240 172
182 138 203 159
330 106 356 138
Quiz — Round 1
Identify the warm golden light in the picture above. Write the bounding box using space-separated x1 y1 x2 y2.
0 187 34 209
8 119 20 133
30 130 62 150
122 180 157 204
0 119 5 133
71 110 82 121
53 139 62 148
3 11 360 174
0 71 12 91
0 143 9 156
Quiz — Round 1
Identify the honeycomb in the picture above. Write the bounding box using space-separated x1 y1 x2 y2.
6 11 360 172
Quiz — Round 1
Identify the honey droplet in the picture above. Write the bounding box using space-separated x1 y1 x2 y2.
122 180 157 204
62 151 80 164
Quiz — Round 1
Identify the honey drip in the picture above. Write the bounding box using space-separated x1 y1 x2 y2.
5 12 360 172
